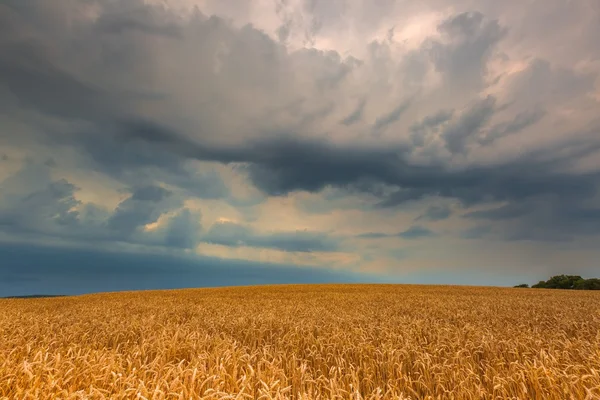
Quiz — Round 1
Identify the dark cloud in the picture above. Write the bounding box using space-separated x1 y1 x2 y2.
373 100 412 131
428 12 506 88
415 205 452 221
0 1 231 202
2 163 349 252
0 163 81 234
460 225 493 239
276 20 291 43
239 135 598 209
297 103 336 127
340 98 366 126
0 0 599 248
165 208 202 249
57 120 231 200
356 232 390 239
241 138 401 195
0 178 80 230
463 203 530 220
204 221 340 252
94 7 183 38
462 197 600 242
357 225 436 240
0 164 202 249
479 109 546 145
442 95 496 153
410 110 454 147
0 243 375 297
77 118 599 233
0 40 115 122
398 225 436 239
107 185 182 237
508 58 597 106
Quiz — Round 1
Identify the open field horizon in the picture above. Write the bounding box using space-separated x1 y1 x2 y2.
2 282 524 299
2 284 599 399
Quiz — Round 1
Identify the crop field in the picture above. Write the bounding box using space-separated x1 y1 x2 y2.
1 284 599 399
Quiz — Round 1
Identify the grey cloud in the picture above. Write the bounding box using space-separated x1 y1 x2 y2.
107 185 182 237
399 50 430 89
302 0 347 29
356 232 390 239
479 109 545 145
46 104 600 246
240 135 598 209
0 242 375 297
0 164 202 249
463 203 531 220
5 1 594 207
0 177 80 233
276 21 291 43
509 59 597 106
203 221 249 246
44 158 57 168
0 1 231 200
0 3 234 202
504 229 573 243
0 40 115 122
204 221 340 252
94 7 183 38
438 11 486 37
415 110 454 131
59 120 231 201
91 118 599 220
240 138 403 195
442 95 496 153
373 100 411 131
340 99 366 126
1 0 599 248
357 225 436 240
429 12 506 88
297 103 336 127
460 225 493 240
165 208 202 249
0 162 80 233
410 110 454 146
78 203 112 229
416 205 452 221
398 225 436 239
290 48 355 90
462 196 600 242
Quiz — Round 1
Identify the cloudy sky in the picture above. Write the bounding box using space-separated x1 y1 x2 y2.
1 0 599 295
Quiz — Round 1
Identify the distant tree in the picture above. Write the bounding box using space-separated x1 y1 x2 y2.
574 278 600 290
514 284 529 288
536 275 582 289
529 275 600 290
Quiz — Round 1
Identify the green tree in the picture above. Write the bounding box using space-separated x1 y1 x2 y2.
529 275 600 290
513 284 529 288
541 275 583 289
574 278 600 290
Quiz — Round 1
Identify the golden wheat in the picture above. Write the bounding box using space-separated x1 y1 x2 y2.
1 284 599 399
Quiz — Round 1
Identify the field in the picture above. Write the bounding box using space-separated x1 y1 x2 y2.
1 284 599 399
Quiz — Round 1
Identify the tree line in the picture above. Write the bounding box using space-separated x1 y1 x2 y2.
514 275 600 290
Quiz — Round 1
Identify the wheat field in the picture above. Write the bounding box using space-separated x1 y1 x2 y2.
1 284 599 399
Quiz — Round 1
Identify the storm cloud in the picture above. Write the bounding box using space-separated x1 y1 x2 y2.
1 0 600 291
204 221 340 253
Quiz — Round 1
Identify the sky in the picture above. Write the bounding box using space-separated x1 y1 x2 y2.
1 0 599 295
